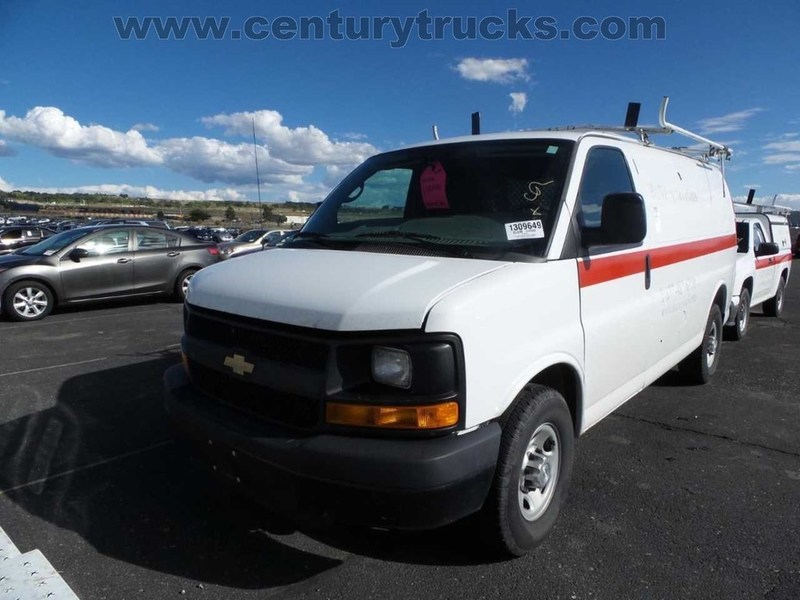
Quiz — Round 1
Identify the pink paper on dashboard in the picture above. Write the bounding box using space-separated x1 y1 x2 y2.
420 162 449 209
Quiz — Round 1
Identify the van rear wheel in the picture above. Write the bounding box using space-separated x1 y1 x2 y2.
480 384 574 557
678 304 722 384
763 278 785 317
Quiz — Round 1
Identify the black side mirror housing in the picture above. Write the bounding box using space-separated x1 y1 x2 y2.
755 242 779 257
68 247 91 261
582 192 647 247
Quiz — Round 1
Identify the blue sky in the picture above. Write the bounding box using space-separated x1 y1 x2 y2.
1 0 798 207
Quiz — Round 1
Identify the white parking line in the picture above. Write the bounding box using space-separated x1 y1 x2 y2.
0 357 107 378
0 440 173 495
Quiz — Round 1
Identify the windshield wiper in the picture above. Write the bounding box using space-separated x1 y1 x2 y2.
354 230 479 258
354 230 444 243
290 231 349 248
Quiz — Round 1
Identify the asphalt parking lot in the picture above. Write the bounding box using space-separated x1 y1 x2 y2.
1 269 799 600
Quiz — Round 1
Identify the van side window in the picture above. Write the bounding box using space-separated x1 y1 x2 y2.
736 222 749 253
576 148 635 227
752 224 766 252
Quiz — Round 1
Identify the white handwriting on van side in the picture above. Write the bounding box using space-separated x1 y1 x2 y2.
659 278 697 316
647 183 699 204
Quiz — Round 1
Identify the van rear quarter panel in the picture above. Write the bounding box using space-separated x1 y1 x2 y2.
631 146 736 383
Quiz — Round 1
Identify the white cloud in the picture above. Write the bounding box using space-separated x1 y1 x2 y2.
0 175 10 190
743 184 760 189
0 105 377 188
0 140 15 156
508 92 527 115
155 136 311 185
764 140 800 152
131 122 160 133
341 132 368 141
455 58 529 84
201 110 378 167
697 108 763 134
25 183 249 202
0 107 161 167
763 153 800 165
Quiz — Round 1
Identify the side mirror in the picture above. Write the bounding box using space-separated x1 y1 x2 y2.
582 193 647 247
68 247 91 261
755 242 779 257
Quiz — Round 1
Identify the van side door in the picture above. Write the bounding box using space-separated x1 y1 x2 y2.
752 222 775 303
575 145 648 427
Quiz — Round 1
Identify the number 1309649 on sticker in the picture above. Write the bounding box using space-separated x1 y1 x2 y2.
505 220 545 240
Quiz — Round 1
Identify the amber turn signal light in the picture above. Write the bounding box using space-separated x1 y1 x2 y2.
326 401 459 430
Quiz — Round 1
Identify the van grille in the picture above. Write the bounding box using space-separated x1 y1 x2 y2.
187 359 320 429
186 306 329 369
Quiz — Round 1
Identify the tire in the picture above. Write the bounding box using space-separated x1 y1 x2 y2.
480 384 575 557
724 288 750 341
678 304 723 384
762 278 785 317
3 280 54 322
174 269 198 302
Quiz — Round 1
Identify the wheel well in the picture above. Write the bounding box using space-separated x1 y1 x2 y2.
503 364 583 438
714 285 727 316
780 268 788 282
742 277 753 296
4 277 59 306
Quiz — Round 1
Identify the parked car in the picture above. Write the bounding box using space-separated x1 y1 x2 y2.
0 226 54 255
166 102 738 556
184 227 215 242
726 213 793 339
0 225 220 321
209 228 233 243
218 229 291 259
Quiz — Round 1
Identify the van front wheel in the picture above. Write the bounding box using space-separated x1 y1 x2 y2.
678 304 722 384
480 384 574 557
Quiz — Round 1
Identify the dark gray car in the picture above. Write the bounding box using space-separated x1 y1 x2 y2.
0 225 220 321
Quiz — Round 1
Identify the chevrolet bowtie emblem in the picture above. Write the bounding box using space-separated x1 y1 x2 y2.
223 353 254 376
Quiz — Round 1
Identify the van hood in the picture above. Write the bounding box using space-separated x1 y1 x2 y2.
188 248 509 331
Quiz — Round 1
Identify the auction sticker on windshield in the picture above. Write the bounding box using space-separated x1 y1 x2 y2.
505 220 544 240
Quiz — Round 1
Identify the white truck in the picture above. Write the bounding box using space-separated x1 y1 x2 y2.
164 99 738 555
727 212 793 338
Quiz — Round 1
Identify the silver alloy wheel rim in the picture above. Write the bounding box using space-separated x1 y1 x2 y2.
738 299 748 334
705 320 719 368
518 422 560 522
777 285 784 312
13 287 48 318
181 273 193 297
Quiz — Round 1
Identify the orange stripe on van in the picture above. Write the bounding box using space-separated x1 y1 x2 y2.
755 253 793 270
578 233 737 288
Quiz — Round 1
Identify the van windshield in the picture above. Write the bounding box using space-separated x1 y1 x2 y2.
291 139 574 260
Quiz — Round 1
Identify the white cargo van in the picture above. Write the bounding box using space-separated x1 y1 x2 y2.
727 212 793 338
165 100 737 555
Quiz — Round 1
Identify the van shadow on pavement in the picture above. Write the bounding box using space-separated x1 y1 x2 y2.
0 352 493 593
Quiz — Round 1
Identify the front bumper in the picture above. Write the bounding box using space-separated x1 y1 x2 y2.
164 364 501 530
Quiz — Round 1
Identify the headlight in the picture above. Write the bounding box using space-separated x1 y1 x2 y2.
371 346 412 389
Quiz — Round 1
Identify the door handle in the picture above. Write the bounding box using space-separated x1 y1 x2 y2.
167 252 180 257
644 254 651 290
117 258 131 264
